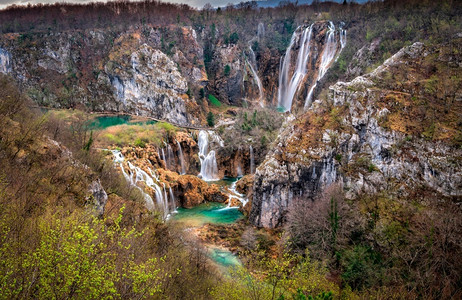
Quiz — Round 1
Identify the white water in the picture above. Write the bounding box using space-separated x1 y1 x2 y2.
246 25 265 106
305 22 346 108
167 144 175 170
277 22 346 111
257 22 265 41
111 150 174 219
0 48 12 74
340 28 347 50
237 165 243 177
246 48 264 106
161 148 167 169
277 25 313 112
169 187 177 212
176 140 186 175
250 145 255 174
219 181 248 211
198 130 220 181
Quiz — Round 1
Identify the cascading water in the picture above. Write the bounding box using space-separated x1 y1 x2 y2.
246 25 265 106
111 150 154 210
198 130 219 181
167 144 175 170
250 145 255 174
161 148 167 169
219 181 248 210
237 165 243 177
111 150 174 219
277 22 346 111
257 22 265 41
246 47 264 105
277 25 313 112
169 187 176 212
305 22 346 108
162 183 169 217
176 140 186 175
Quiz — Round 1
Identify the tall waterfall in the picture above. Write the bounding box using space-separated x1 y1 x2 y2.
246 48 264 105
111 150 173 219
198 130 219 181
167 144 175 170
176 140 186 175
277 22 347 111
246 25 265 106
250 145 255 174
169 187 176 212
277 25 313 112
161 148 167 169
305 22 346 108
257 22 265 41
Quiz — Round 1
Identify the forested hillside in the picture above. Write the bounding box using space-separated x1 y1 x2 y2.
0 0 461 299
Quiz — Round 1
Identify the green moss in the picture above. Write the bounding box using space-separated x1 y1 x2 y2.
208 94 222 107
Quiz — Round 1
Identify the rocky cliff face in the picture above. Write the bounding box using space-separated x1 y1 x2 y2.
250 41 462 228
0 26 206 125
103 43 191 125
0 47 12 74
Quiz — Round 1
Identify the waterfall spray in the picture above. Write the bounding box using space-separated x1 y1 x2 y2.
176 140 186 175
304 22 345 109
278 25 313 112
198 130 220 181
111 150 175 219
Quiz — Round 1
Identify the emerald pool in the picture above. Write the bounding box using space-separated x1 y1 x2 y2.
173 202 243 227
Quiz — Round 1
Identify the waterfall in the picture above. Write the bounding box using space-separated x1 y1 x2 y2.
277 25 313 112
0 48 12 74
250 145 255 174
305 22 346 108
111 150 154 210
340 28 347 50
237 165 243 177
257 22 265 41
246 25 265 106
246 53 264 106
176 140 186 175
318 22 337 79
111 150 174 219
167 144 175 170
162 183 169 217
219 180 248 211
198 130 220 181
161 148 167 169
169 187 176 212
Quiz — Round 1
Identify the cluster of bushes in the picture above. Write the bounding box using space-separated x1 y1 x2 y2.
285 184 462 298
220 107 284 153
0 75 219 299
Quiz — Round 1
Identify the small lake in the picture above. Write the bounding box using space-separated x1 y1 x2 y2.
173 201 244 269
209 247 242 268
87 115 157 130
173 202 243 227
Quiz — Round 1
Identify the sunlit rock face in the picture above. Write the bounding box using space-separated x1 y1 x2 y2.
104 44 190 126
250 42 462 228
0 27 204 125
0 48 11 74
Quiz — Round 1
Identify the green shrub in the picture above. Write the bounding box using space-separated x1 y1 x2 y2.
208 94 221 107
134 138 146 148
207 111 215 127
224 65 231 76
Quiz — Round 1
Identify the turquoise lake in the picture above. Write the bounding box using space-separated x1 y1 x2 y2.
87 115 157 130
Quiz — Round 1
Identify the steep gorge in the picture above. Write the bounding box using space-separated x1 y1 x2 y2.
250 41 462 228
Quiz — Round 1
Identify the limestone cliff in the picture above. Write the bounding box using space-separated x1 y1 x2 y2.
0 26 205 125
250 41 462 228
